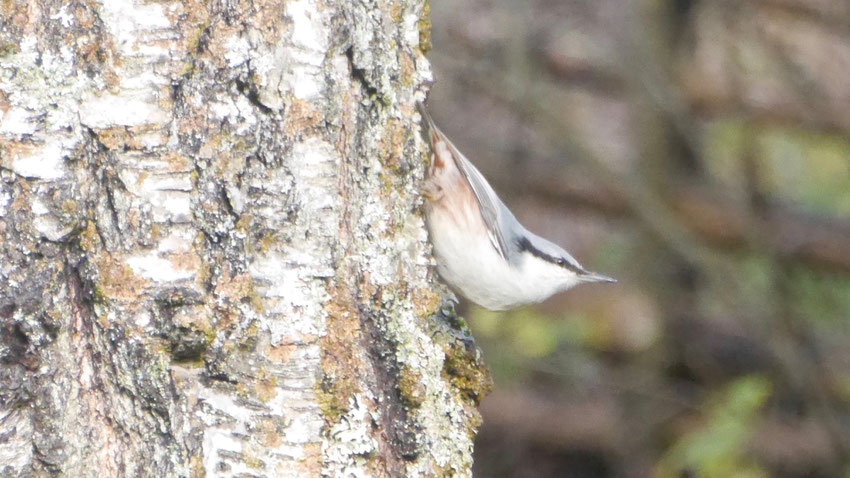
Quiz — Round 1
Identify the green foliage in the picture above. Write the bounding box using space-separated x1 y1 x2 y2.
656 376 772 478
756 127 850 217
470 308 582 360
512 311 561 358
703 117 850 217
468 305 620 387
468 308 558 384
789 267 850 330
703 116 750 192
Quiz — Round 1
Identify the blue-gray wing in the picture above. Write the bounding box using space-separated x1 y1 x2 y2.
440 132 514 261
417 102 513 260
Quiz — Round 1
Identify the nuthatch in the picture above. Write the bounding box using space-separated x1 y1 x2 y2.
417 101 615 311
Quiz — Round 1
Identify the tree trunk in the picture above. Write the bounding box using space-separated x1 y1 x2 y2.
0 0 489 476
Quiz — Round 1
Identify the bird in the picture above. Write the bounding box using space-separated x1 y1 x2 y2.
417 101 615 311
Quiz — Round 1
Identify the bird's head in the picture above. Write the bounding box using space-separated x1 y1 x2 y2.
515 232 615 294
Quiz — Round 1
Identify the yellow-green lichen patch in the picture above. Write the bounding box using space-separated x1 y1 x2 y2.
247 288 264 313
80 220 101 252
150 223 163 242
410 287 442 318
237 320 260 351
399 51 416 87
441 338 493 406
243 453 265 470
255 368 278 403
379 118 406 172
258 417 283 448
184 19 212 53
398 366 426 409
235 381 251 400
61 199 78 215
235 213 253 234
194 257 211 291
255 231 277 254
316 377 357 424
203 323 217 347
178 60 196 78
434 463 459 478
93 254 150 303
176 0 211 51
0 41 19 56
189 455 205 478
317 283 367 424
379 170 397 195
418 2 432 53
388 2 404 23
316 377 352 423
94 126 142 151
213 269 264 312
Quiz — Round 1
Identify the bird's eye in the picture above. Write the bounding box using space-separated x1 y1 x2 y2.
556 258 567 266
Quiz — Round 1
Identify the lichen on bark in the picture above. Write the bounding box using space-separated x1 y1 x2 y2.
0 0 487 476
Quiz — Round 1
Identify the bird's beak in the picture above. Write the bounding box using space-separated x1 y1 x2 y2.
580 272 617 284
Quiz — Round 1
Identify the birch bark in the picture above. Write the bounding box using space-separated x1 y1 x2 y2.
0 0 489 476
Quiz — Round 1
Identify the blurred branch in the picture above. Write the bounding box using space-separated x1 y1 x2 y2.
617 1 705 169
747 0 850 31
673 185 850 272
753 6 849 134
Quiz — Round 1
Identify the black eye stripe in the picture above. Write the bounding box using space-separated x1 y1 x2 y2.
516 237 585 274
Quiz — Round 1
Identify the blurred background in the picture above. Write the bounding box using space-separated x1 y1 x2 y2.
425 0 850 477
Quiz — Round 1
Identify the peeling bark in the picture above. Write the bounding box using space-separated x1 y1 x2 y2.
0 0 489 476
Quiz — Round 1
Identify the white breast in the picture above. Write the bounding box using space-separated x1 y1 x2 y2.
425 203 567 311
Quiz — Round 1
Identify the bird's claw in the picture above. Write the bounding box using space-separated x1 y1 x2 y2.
423 180 444 202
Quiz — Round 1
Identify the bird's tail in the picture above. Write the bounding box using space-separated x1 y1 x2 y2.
416 100 440 146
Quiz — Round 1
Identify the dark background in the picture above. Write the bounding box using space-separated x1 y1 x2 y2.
425 1 850 477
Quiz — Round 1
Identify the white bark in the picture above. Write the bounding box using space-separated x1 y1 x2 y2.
0 0 489 476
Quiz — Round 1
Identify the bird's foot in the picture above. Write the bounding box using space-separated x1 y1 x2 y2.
422 180 444 202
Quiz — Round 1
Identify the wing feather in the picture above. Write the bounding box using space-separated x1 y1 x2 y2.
417 102 511 260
